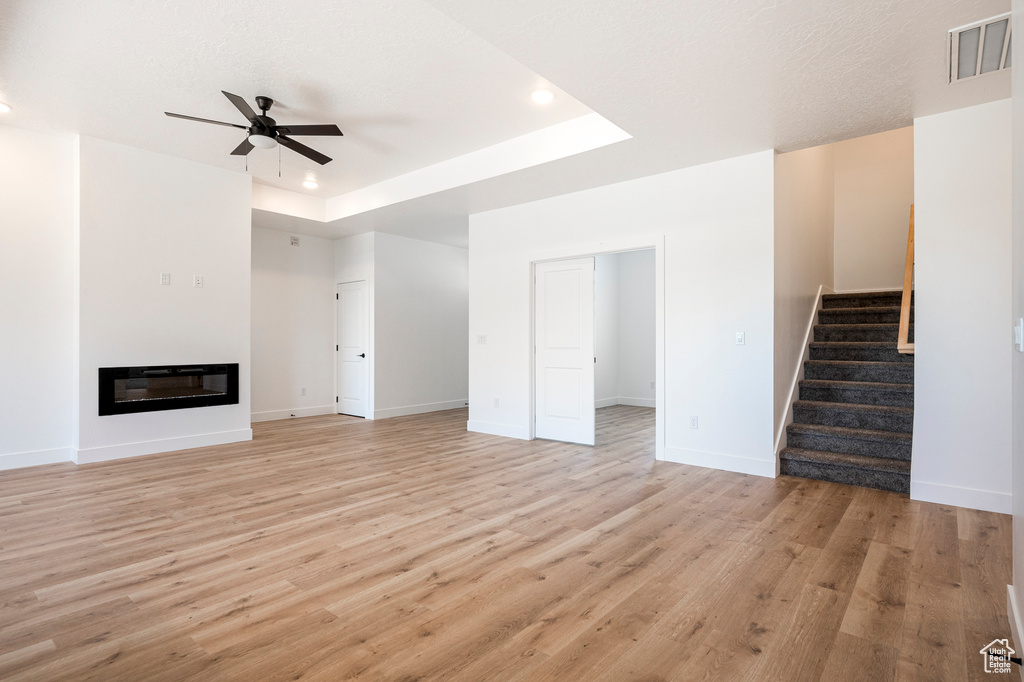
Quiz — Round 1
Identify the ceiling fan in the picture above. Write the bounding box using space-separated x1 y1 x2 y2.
165 91 343 165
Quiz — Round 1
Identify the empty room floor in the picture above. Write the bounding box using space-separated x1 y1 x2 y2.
0 405 1011 680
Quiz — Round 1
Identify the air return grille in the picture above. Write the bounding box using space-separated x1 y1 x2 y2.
949 13 1012 83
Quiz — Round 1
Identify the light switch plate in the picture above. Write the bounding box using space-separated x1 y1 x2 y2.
1015 317 1023 352
736 331 745 345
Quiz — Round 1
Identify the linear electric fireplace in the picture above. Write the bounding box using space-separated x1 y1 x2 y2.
98 364 239 416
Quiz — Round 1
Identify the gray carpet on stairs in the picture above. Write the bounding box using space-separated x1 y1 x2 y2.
780 290 914 494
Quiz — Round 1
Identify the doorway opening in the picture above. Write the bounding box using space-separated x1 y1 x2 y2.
533 247 658 452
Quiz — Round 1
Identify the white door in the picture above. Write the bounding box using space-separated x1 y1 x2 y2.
535 258 595 445
337 281 369 417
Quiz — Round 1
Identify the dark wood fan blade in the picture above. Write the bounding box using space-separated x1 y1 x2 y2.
278 135 332 165
275 124 343 137
222 91 258 122
230 138 255 156
165 112 249 129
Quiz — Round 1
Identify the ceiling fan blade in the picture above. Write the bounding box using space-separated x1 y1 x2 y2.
230 138 255 156
275 124 343 137
278 135 332 165
165 112 248 129
222 91 258 122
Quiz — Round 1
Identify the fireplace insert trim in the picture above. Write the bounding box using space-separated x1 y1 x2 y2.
98 363 239 416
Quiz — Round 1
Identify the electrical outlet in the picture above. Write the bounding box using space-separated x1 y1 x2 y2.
160 273 171 286
690 416 698 429
193 275 203 288
476 335 487 344
300 387 307 396
1015 317 1024 352
650 381 655 389
494 398 500 408
290 236 300 247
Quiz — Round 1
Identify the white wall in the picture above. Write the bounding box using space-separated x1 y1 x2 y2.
372 232 468 418
0 125 76 468
76 136 252 463
594 253 620 405
833 127 914 292
251 228 336 422
912 99 1013 514
469 150 776 477
616 249 656 405
773 144 835 453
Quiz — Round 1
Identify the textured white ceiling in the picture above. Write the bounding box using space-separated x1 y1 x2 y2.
1 0 1012 246
0 0 591 197
425 0 1011 162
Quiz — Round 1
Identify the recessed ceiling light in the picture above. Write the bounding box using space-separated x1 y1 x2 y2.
531 89 554 105
303 180 318 190
0 102 11 114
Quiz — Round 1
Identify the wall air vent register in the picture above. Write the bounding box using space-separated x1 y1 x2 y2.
949 13 1012 83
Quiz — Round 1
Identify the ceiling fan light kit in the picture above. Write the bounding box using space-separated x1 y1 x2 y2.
165 91 343 165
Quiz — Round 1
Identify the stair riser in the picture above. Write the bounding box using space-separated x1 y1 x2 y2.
786 430 911 460
780 458 909 493
809 346 913 363
792 406 914 433
804 364 914 383
814 326 903 342
818 310 908 325
799 385 914 408
822 294 910 309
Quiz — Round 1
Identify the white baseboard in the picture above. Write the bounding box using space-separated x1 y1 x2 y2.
251 405 336 423
910 479 1012 514
662 445 776 478
75 428 253 465
775 284 832 458
617 397 656 408
596 397 656 408
466 420 530 440
1009 586 1024 681
374 399 467 420
0 447 75 471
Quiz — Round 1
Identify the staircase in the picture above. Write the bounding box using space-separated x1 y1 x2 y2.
780 290 914 494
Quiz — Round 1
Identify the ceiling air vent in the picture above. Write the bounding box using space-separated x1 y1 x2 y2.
949 13 1012 83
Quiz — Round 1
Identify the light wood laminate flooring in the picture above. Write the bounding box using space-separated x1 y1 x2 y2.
0 406 1012 680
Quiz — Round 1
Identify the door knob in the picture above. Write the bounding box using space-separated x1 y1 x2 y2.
358 353 366 358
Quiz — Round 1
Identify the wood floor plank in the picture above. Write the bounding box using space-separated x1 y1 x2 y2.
0 405 1011 680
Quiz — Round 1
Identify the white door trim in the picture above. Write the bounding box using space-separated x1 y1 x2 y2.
528 234 666 459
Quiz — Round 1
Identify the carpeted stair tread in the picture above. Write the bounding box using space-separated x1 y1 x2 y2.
787 422 913 445
818 306 908 325
811 341 904 348
793 400 914 433
780 447 911 473
822 291 911 310
793 400 913 417
814 323 910 342
808 341 914 363
803 359 914 383
800 379 913 391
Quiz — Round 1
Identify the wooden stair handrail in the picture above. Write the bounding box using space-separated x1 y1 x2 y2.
897 204 915 354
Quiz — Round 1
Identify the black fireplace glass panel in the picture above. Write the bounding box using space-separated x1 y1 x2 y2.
99 364 239 416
